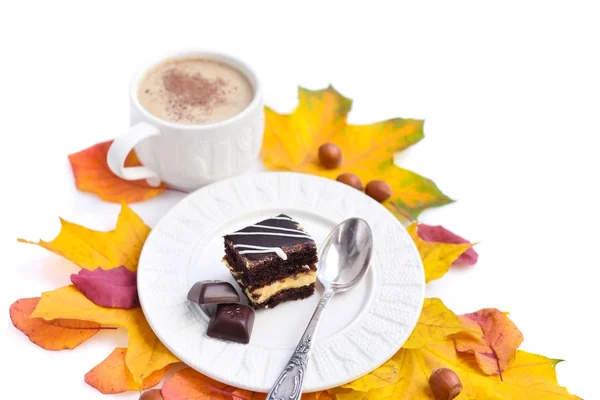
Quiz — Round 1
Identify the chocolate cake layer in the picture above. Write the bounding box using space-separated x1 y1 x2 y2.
223 250 317 287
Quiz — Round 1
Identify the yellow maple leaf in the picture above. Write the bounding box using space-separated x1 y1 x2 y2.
331 298 461 398
18 203 149 271
30 285 180 386
302 392 334 400
407 223 472 282
403 298 466 349
341 359 401 392
387 341 580 399
261 86 452 220
329 298 460 398
333 298 579 399
329 388 386 400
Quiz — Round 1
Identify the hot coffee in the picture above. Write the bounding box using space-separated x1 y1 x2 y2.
137 58 253 125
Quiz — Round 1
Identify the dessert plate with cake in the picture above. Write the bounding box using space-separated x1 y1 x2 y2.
137 172 425 392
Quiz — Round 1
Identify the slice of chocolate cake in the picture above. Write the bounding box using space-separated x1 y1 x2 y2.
223 214 318 309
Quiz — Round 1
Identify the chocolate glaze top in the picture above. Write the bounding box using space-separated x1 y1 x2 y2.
223 214 316 261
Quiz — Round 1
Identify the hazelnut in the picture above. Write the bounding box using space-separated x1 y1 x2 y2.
139 389 163 400
336 173 363 190
429 368 462 400
318 143 342 169
365 180 392 202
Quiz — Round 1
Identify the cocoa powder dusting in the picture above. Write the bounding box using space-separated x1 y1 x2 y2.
137 58 253 125
161 68 227 121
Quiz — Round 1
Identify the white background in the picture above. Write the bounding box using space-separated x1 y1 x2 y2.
3 1 598 399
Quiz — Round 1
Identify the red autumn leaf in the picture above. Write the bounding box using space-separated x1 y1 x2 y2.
84 348 166 394
455 308 524 376
9 297 102 350
417 223 479 266
68 140 167 203
70 265 139 309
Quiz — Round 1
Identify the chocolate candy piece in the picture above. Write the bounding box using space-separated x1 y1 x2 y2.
187 281 240 304
207 303 255 344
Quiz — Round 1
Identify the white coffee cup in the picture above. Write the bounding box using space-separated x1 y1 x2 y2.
107 50 264 190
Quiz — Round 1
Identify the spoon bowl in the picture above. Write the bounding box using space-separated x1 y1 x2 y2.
267 218 373 400
318 218 373 292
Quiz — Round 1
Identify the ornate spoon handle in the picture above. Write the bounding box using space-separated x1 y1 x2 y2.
266 290 335 400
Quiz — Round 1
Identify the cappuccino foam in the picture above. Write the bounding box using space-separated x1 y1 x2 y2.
138 58 253 125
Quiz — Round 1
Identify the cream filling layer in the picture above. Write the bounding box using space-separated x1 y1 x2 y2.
245 270 316 304
223 260 316 304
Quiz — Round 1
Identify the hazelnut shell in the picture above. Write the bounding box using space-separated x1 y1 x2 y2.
429 368 462 400
365 180 392 202
336 173 363 190
318 143 342 169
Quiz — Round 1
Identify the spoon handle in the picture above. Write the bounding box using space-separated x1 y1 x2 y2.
266 289 335 400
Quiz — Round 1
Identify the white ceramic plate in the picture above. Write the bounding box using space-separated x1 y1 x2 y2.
137 172 425 392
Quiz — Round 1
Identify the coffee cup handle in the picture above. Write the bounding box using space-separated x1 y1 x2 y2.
107 122 162 187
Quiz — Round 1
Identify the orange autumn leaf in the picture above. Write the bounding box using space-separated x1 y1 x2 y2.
407 223 473 282
261 86 452 220
454 308 524 376
19 203 150 271
85 348 167 394
161 367 265 400
69 140 166 203
9 297 102 350
31 285 180 387
160 368 332 400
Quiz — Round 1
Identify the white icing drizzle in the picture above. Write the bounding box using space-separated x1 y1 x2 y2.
234 244 288 260
227 231 312 239
250 224 308 234
227 215 312 260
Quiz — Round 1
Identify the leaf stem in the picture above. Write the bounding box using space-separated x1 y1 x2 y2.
164 185 189 194
48 322 118 330
390 201 416 223
204 385 248 399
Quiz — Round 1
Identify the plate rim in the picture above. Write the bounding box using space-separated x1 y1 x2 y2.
138 171 425 392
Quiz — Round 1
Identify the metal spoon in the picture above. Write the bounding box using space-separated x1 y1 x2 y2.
266 218 374 400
